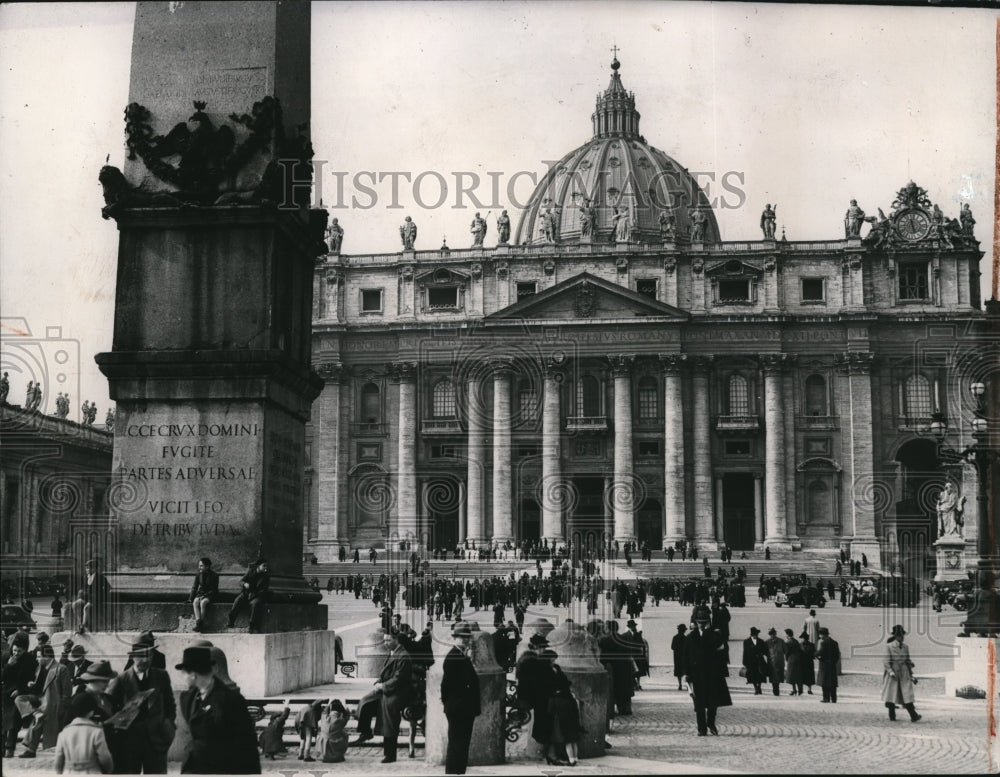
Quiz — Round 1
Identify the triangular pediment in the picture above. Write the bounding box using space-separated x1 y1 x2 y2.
487 272 688 321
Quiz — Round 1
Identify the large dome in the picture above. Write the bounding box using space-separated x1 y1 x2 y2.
514 58 720 246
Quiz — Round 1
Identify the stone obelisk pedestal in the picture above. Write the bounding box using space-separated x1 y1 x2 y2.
933 536 971 582
84 2 334 703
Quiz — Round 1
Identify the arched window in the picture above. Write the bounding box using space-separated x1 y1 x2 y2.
518 380 537 421
577 375 602 417
360 383 381 423
637 376 658 420
904 375 933 418
431 379 456 418
807 479 832 524
727 374 750 415
805 375 828 416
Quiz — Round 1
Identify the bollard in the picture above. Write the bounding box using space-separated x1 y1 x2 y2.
544 618 609 759
425 624 506 766
355 628 388 678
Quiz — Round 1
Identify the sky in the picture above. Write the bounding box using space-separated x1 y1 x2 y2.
0 1 996 416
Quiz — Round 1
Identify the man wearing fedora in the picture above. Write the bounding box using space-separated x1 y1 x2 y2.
684 606 732 736
816 627 841 703
227 558 270 633
441 622 480 774
3 631 38 757
106 640 176 773
176 645 260 773
123 632 167 673
352 630 413 763
741 627 768 695
66 644 92 697
881 625 921 722
16 643 73 759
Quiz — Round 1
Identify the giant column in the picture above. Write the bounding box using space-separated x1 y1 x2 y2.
492 360 514 543
691 356 716 549
393 362 419 546
541 364 564 544
839 351 881 564
661 355 687 545
314 363 344 554
465 372 486 544
610 356 636 542
762 354 792 549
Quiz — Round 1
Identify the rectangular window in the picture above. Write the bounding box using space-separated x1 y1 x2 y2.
898 263 929 301
428 286 459 309
358 443 381 461
724 439 751 456
801 278 825 303
516 445 540 458
718 279 751 302
516 282 537 300
637 440 660 457
636 279 658 299
430 444 464 459
361 289 383 313
805 438 830 455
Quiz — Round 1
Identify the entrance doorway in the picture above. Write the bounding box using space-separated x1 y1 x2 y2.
519 499 540 543
894 439 942 579
722 473 755 550
637 500 663 550
423 478 460 550
569 477 606 553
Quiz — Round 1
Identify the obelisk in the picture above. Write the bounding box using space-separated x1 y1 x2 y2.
89 1 331 694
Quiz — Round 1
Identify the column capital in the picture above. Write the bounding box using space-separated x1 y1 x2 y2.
658 353 688 375
759 353 796 375
390 361 418 382
489 357 516 377
836 351 875 375
607 355 635 377
690 354 715 373
315 362 346 382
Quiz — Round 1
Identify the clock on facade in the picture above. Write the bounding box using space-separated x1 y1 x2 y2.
896 209 931 241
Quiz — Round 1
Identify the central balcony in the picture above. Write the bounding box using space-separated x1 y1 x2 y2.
566 415 608 432
715 415 761 433
421 418 463 435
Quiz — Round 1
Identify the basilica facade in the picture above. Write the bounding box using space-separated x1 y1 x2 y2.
304 59 985 573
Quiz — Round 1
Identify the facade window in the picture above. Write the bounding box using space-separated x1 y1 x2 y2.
516 282 537 300
360 383 381 423
724 439 751 456
518 382 538 421
898 262 930 301
516 444 540 458
801 278 825 303
903 375 933 418
361 289 383 313
718 279 751 303
637 376 658 420
431 378 456 418
428 287 459 309
636 279 658 299
577 375 602 416
637 440 660 457
430 444 463 459
727 374 750 415
804 375 828 416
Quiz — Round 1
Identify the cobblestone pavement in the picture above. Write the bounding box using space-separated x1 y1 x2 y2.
5 684 992 776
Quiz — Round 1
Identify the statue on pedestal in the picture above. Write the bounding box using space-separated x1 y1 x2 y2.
936 482 966 538
105 407 115 432
690 206 707 243
55 393 69 419
579 199 596 238
613 204 633 243
658 209 675 241
496 210 511 244
400 216 418 250
844 199 866 238
470 212 487 247
325 218 344 253
538 208 557 244
760 204 777 239
959 204 976 238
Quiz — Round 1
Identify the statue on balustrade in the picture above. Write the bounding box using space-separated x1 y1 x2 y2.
960 204 976 238
936 482 965 538
760 204 777 239
325 218 344 253
579 199 596 238
400 216 418 250
470 212 487 247
658 209 675 241
844 199 866 238
496 210 511 244
690 206 708 243
613 203 633 243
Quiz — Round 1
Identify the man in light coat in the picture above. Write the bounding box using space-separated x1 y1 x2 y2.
16 644 72 758
803 609 820 645
881 625 921 721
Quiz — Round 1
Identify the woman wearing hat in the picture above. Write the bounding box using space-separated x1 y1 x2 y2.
881 625 921 722
547 667 581 766
798 632 816 695
782 629 804 696
671 624 688 691
53 692 114 774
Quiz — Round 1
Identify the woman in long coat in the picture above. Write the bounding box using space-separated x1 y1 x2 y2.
798 632 816 694
547 668 582 766
782 629 803 695
765 628 785 696
671 625 688 691
881 625 921 721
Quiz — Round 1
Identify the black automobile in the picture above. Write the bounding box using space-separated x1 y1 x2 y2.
775 585 826 608
0 604 35 638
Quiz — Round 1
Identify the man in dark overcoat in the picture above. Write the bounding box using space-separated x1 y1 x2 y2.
440 622 480 774
376 630 413 763
684 606 732 736
816 627 841 703
741 627 769 695
176 646 259 774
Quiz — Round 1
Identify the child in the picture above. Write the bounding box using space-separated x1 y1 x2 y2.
318 699 348 763
54 693 114 774
295 699 324 762
259 702 290 760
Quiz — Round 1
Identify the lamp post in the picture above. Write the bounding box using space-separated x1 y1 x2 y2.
928 376 999 636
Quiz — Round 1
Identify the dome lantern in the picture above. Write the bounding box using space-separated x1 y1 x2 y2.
591 56 641 140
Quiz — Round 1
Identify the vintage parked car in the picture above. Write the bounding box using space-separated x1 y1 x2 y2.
775 586 826 608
